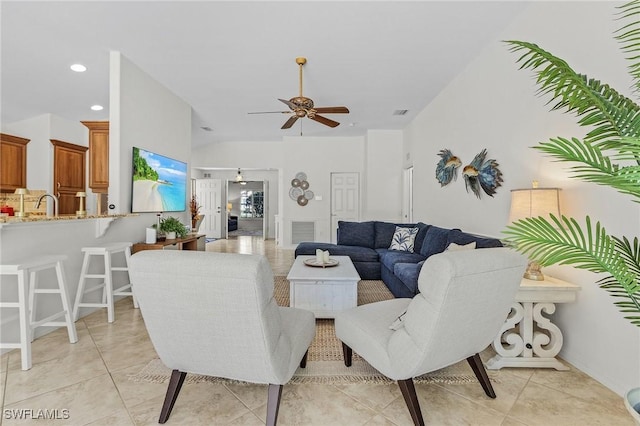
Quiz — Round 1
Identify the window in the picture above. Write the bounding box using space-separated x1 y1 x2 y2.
240 190 264 218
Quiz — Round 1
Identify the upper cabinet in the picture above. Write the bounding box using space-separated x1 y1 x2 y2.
81 121 109 193
0 133 30 193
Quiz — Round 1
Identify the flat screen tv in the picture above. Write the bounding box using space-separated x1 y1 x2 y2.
131 147 187 213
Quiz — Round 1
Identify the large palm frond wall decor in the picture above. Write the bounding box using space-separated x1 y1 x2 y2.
503 0 640 326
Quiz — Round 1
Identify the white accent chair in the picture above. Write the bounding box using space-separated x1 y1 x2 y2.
335 248 527 425
129 250 316 425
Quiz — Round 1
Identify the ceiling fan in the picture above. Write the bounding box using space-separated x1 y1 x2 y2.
249 57 349 129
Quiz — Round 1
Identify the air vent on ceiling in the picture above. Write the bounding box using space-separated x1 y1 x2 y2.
200 126 213 131
393 109 409 116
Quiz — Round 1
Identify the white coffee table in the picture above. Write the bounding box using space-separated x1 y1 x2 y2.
287 255 360 318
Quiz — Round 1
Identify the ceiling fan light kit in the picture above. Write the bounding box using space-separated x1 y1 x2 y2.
250 57 349 130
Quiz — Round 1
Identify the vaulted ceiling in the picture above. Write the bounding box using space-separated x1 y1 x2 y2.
1 1 528 147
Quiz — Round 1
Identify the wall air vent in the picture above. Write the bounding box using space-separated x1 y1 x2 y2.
393 109 409 116
291 221 315 244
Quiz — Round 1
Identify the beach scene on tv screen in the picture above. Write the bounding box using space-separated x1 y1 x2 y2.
132 147 187 212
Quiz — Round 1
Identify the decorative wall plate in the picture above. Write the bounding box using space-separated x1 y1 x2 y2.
295 172 307 181
304 190 314 200
289 186 303 200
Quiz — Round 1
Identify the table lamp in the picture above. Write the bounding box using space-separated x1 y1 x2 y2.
508 185 561 281
76 192 87 217
14 188 29 217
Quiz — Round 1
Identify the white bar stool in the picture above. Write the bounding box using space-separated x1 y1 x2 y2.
73 242 136 323
0 255 78 370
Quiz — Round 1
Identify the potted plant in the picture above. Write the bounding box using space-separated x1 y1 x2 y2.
189 195 201 230
502 0 639 419
159 216 189 240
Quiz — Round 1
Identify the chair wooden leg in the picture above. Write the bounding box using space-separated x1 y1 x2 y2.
466 353 496 398
159 370 187 424
398 378 425 426
341 342 352 367
300 350 308 368
266 383 283 426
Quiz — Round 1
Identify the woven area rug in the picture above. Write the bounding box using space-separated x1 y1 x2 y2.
129 276 486 385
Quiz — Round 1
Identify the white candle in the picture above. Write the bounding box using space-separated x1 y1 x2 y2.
316 249 323 264
323 250 330 263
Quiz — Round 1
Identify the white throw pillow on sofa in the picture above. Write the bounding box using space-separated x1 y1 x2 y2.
445 241 477 251
389 226 419 252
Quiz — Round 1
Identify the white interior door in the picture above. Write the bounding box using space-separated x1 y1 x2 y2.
330 172 360 243
402 166 414 222
196 179 222 238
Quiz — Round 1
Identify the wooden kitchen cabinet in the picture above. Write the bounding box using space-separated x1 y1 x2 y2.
51 139 87 214
0 133 30 193
81 121 109 193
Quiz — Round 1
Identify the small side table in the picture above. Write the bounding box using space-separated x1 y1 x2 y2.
486 275 580 371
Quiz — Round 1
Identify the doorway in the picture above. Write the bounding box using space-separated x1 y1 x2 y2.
402 166 414 222
227 180 266 238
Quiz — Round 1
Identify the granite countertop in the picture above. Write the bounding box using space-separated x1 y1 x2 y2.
0 213 136 224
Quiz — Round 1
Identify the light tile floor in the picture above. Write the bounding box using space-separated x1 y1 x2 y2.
0 236 634 425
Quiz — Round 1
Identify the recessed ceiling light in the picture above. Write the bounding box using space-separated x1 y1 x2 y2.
90 105 103 111
70 64 87 72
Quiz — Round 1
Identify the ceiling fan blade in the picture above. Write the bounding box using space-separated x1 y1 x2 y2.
247 111 290 114
313 106 349 114
281 115 299 129
278 98 297 110
309 114 340 128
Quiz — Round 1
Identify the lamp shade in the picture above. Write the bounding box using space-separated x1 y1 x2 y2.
14 188 29 195
227 203 232 211
509 188 561 223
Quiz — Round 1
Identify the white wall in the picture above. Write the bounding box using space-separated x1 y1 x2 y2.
404 1 640 395
109 52 192 225
192 135 378 245
363 130 403 222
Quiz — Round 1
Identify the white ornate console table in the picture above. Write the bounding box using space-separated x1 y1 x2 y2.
486 276 580 371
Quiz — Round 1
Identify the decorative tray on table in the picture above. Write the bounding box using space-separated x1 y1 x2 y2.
303 258 339 268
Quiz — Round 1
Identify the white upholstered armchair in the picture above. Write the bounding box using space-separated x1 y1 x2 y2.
335 248 527 425
129 250 316 425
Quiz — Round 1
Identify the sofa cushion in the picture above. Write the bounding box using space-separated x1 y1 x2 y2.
393 263 423 290
413 223 430 254
295 242 379 263
418 225 452 258
447 229 503 248
378 249 426 271
337 221 376 249
389 226 419 252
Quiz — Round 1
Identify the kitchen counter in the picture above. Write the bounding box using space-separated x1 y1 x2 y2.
0 213 135 224
0 213 138 238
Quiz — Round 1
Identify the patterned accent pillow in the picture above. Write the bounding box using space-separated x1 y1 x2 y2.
389 226 419 252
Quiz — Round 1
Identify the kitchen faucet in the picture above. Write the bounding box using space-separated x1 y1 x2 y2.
35 193 59 217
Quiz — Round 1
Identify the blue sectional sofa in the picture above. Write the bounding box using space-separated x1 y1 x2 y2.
294 220 503 298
